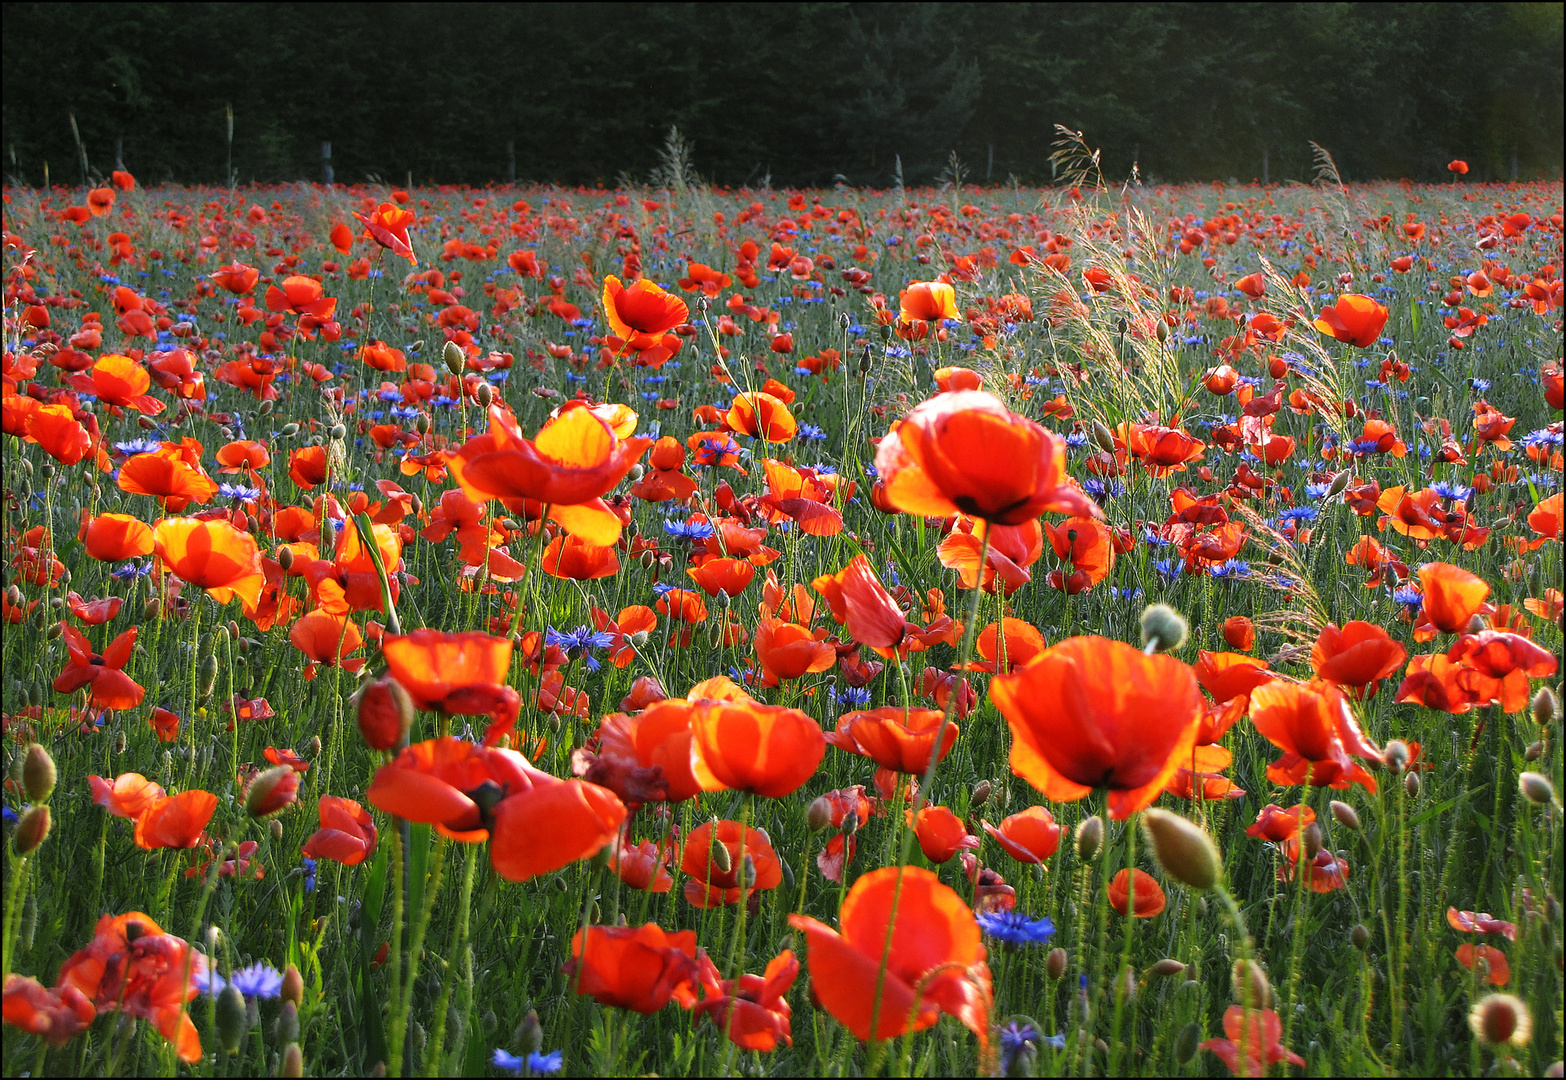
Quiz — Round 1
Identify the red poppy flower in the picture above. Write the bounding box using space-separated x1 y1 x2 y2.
1199 1006 1306 1075
982 806 1061 864
1249 680 1380 791
119 446 219 512
65 591 121 626
1245 803 1315 844
1447 907 1518 941
1310 621 1408 696
1312 294 1389 348
134 789 219 849
264 275 337 320
812 555 908 650
788 865 990 1044
89 773 167 819
68 354 164 414
211 262 259 294
149 707 180 742
990 636 1204 819
53 624 143 709
1224 616 1256 651
289 607 365 679
573 699 704 806
691 949 797 1050
911 805 979 863
562 923 702 1013
608 839 675 893
680 819 784 907
54 911 204 1062
488 775 626 882
1280 848 1350 892
727 392 798 443
899 281 959 323
1108 868 1166 917
380 630 519 745
1443 630 1558 713
875 391 1097 525
367 736 550 841
602 276 688 365
23 404 94 466
752 617 836 684
1418 562 1490 633
689 700 825 798
1 975 96 1047
542 533 620 579
827 707 958 775
353 202 417 263
288 446 328 489
1455 944 1509 986
450 404 651 546
153 517 264 609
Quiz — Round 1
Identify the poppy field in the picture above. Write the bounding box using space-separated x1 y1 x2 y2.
1 157 1562 1078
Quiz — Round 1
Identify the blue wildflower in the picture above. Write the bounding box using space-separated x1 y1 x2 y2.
229 962 284 1000
545 626 616 672
976 910 1056 945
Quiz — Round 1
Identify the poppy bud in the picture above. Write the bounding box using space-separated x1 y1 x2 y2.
970 779 992 808
1232 960 1272 1008
517 1009 543 1053
442 340 465 375
280 422 300 438
1326 470 1352 499
1533 687 1557 727
415 413 431 435
1075 816 1103 862
198 654 219 699
15 804 50 853
1330 800 1361 831
859 345 873 375
741 854 757 889
1525 740 1544 761
1519 772 1556 806
27 684 44 708
1148 958 1186 979
710 834 733 874
476 382 494 408
245 765 300 818
355 676 414 750
1046 947 1068 980
1382 739 1410 771
217 984 248 1053
1301 821 1324 862
1351 924 1370 950
1404 771 1421 797
319 517 337 552
806 796 833 832
1175 1021 1200 1063
22 744 56 802
1141 808 1221 891
281 1043 305 1078
19 893 36 954
269 818 284 843
1139 603 1189 654
1090 419 1116 453
1469 993 1532 1047
275 999 299 1042
276 544 294 572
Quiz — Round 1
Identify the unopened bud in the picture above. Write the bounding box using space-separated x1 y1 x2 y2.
281 1042 305 1078
476 382 494 408
269 819 284 843
280 422 300 438
1232 959 1272 1008
1175 1022 1200 1063
1469 993 1532 1047
1301 822 1324 862
443 341 465 375
245 765 300 818
1075 816 1104 862
517 1009 543 1053
19 893 36 953
1046 947 1068 980
1148 958 1186 979
1351 924 1370 950
216 984 248 1053
1326 470 1352 498
22 744 56 802
1533 687 1557 726
710 835 733 874
806 796 833 832
1141 808 1221 890
970 779 991 808
1404 771 1421 797
1382 739 1410 772
1519 772 1556 806
354 676 415 751
276 1000 299 1042
1139 603 1189 655
319 518 337 552
14 804 50 853
415 413 431 434
741 853 757 889
1525 740 1544 761
1329 800 1361 831
198 654 220 698
1090 419 1116 453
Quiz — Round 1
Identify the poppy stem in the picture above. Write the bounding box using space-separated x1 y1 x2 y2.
1282 777 1312 1056
1107 817 1137 1075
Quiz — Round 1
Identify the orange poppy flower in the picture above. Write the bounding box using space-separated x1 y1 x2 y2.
680 819 784 907
301 796 378 865
1249 680 1380 791
1447 907 1518 940
1444 630 1558 713
214 439 270 475
911 804 979 863
1310 622 1408 696
53 624 143 709
827 706 958 775
937 517 1044 595
788 865 990 1044
982 806 1061 864
489 775 626 882
1312 294 1389 347
1 975 96 1048
450 404 650 546
1245 803 1315 844
118 446 219 511
134 789 219 849
1393 653 1484 714
380 630 520 745
677 262 732 296
264 275 337 320
687 556 756 598
86 187 115 216
89 773 167 820
1418 562 1490 633
211 262 259 294
23 404 94 466
1280 848 1350 893
1224 616 1256 651
689 699 825 798
54 911 203 1062
153 517 264 609
657 587 709 625
1043 515 1115 591
562 923 702 1013
68 354 164 414
875 390 1097 525
366 736 552 842
964 619 1049 675
1123 423 1207 476
753 617 837 684
990 636 1203 819
899 281 959 323
1199 1006 1306 1075
1455 944 1510 986
691 949 797 1050
81 513 154 561
288 607 366 679
354 202 417 263
542 533 620 579
149 707 180 742
575 698 704 805
811 555 907 651
727 391 797 443
1108 868 1166 917
608 839 675 893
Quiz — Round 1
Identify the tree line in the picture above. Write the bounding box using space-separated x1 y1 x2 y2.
3 2 1561 189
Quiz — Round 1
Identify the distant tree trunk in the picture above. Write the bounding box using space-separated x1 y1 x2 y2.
115 136 124 172
986 143 993 181
321 141 333 185
1263 147 1269 185
507 140 516 184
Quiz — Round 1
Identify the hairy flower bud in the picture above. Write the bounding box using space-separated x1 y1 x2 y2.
22 744 55 802
216 984 248 1053
15 805 50 854
1519 772 1556 806
1075 816 1104 862
354 676 415 751
1141 808 1221 891
1329 800 1361 831
245 765 300 818
1046 947 1068 981
1139 604 1189 654
443 341 465 376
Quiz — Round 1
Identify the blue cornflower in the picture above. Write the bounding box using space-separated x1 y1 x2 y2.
664 518 715 542
219 482 261 501
1393 586 1423 616
111 560 153 580
1154 559 1181 581
301 857 317 894
1431 481 1472 502
114 438 164 457
545 626 615 672
1064 431 1089 449
2 805 17 825
798 424 827 440
810 462 838 476
998 1022 1041 1073
1209 559 1250 580
229 962 284 1000
976 910 1056 945
834 686 871 708
1277 507 1318 523
527 1052 564 1075
1345 438 1383 456
1303 481 1332 500
1469 377 1491 393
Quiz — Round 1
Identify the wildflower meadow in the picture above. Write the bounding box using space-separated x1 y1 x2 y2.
1 142 1562 1077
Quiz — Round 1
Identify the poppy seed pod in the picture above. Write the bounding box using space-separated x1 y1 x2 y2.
1075 815 1104 862
1141 809 1221 891
443 341 465 375
1330 800 1362 831
1139 604 1189 654
245 765 300 818
280 422 300 438
1519 772 1556 806
15 804 50 853
355 676 415 751
1046 947 1068 980
22 744 56 802
276 545 294 572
